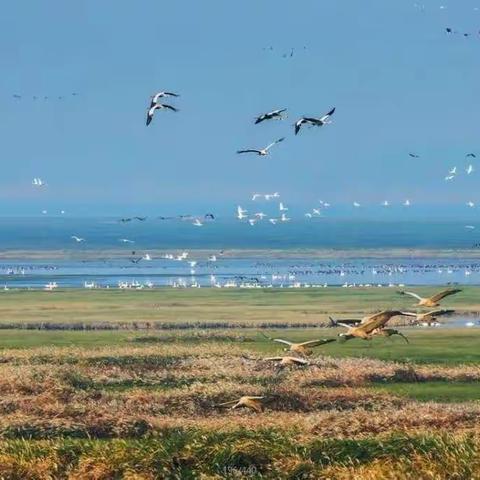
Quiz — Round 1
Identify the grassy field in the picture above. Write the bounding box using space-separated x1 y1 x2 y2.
0 287 479 478
0 286 479 329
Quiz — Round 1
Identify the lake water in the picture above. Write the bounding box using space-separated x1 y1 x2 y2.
1 217 479 288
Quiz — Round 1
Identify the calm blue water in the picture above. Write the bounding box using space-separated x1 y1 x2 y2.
0 217 479 250
0 217 479 288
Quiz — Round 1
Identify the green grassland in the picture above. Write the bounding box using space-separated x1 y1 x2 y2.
0 286 478 329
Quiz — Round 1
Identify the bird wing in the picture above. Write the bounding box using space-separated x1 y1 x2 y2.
325 107 336 117
423 309 455 318
237 149 261 154
216 400 239 406
255 115 266 124
291 357 309 365
429 289 462 303
164 92 179 97
357 312 392 333
162 104 178 112
298 339 336 348
265 137 285 150
399 291 423 301
337 322 356 329
334 318 362 326
272 338 293 346
303 117 320 124
294 120 304 135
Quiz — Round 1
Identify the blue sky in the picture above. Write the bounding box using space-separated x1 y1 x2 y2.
0 0 479 216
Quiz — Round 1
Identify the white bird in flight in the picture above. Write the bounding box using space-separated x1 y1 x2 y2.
280 213 290 222
467 201 475 208
279 202 288 212
467 164 474 175
146 103 178 126
294 107 336 135
403 199 411 206
119 238 135 244
237 138 285 156
192 218 203 227
150 91 179 107
254 109 287 125
255 212 267 219
237 206 248 219
71 236 85 243
264 192 280 200
353 202 361 208
382 200 390 207
32 178 46 187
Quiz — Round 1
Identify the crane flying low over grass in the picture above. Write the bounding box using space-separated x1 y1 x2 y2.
215 396 265 413
397 289 462 307
336 310 416 343
403 309 455 325
261 333 335 356
264 356 310 368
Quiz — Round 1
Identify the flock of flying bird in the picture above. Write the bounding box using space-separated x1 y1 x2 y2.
216 287 462 412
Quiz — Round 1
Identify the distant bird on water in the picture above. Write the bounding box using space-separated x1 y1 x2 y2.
237 138 285 156
294 107 335 135
254 109 287 124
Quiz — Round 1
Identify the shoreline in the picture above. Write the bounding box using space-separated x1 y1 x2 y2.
2 247 480 260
